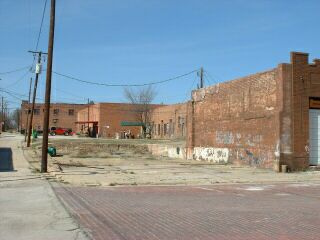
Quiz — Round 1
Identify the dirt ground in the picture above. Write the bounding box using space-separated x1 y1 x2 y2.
24 138 320 187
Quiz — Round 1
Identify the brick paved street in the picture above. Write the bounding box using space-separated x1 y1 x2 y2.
54 183 320 240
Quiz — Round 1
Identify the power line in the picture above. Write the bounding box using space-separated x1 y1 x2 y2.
35 0 48 52
0 88 44 101
0 89 25 101
29 0 48 70
0 66 31 75
53 69 199 87
3 70 30 88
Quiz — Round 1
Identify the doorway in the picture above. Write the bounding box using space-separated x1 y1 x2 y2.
309 109 320 165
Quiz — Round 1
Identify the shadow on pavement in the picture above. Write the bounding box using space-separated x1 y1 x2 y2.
0 148 14 172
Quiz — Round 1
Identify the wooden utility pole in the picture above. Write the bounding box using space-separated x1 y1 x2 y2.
41 0 56 173
27 52 45 147
87 98 90 131
1 96 3 131
25 77 33 142
200 67 204 88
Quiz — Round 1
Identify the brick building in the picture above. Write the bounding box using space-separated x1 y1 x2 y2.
20 102 85 132
150 103 187 139
20 52 320 170
186 52 320 171
76 102 163 138
21 101 162 138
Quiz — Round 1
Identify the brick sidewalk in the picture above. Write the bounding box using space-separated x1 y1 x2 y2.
54 183 320 240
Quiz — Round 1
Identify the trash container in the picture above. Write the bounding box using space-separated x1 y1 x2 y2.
48 147 57 157
32 129 38 139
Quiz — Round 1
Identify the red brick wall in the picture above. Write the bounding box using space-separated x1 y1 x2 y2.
77 103 163 138
76 104 100 134
187 68 282 168
150 103 187 139
98 103 142 138
287 52 320 170
20 103 85 132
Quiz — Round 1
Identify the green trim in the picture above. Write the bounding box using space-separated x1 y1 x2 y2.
120 121 145 127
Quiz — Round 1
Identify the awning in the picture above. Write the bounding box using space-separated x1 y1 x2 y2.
120 121 145 127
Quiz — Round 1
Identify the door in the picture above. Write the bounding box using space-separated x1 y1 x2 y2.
309 109 320 165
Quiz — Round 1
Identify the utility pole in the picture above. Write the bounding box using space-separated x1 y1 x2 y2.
1 96 4 132
87 98 90 131
27 52 46 147
25 77 33 142
200 67 204 88
41 0 56 173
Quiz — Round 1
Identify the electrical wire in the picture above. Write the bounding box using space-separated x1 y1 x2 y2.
3 70 30 88
34 0 48 51
0 66 31 75
0 88 43 101
53 69 199 87
0 89 25 101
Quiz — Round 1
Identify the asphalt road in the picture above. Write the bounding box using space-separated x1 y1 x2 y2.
54 183 320 240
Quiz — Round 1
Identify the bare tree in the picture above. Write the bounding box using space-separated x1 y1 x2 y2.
123 86 157 137
5 108 21 130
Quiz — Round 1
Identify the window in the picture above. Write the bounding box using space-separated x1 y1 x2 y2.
53 109 59 115
34 109 40 115
169 119 173 135
68 109 74 116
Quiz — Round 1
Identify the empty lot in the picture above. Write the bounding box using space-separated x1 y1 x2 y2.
25 138 320 186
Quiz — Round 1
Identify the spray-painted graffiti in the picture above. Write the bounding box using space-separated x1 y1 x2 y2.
193 147 229 163
216 131 234 144
232 147 273 167
216 131 263 147
246 134 263 146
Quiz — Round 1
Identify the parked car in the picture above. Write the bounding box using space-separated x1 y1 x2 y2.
50 127 73 136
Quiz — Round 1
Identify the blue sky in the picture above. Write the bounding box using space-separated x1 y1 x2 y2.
1 0 320 110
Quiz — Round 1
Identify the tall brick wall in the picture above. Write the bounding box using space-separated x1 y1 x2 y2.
150 103 187 139
20 103 85 132
19 52 320 170
187 69 282 168
285 52 320 170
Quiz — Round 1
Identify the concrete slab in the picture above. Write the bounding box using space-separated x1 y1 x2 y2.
0 133 88 240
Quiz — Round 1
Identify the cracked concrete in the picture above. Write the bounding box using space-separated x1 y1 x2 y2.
0 133 89 240
24 138 320 187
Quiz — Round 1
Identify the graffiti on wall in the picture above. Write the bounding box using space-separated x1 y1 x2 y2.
216 131 263 147
193 147 229 163
216 131 234 144
232 147 272 167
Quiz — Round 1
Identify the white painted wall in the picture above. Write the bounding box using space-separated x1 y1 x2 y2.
147 144 186 159
193 147 229 163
